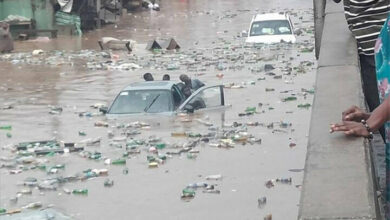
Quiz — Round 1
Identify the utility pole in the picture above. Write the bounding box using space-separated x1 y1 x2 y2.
313 0 326 60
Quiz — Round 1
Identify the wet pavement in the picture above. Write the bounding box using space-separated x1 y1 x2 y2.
0 0 315 219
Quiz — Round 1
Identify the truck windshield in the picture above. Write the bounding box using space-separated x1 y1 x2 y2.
109 90 172 114
250 20 292 36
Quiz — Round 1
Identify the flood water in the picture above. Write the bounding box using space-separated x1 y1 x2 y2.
0 0 316 219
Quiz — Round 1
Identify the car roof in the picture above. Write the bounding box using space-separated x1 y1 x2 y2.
252 13 289 22
123 81 180 91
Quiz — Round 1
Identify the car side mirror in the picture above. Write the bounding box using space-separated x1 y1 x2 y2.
99 106 108 114
241 30 248 37
184 104 194 114
294 28 302 36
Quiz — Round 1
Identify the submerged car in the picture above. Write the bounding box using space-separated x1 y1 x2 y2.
105 81 225 117
245 13 296 44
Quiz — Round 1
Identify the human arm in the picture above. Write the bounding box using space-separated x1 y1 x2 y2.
365 97 390 131
331 97 390 137
342 105 370 121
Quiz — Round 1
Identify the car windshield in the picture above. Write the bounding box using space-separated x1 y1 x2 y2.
108 90 173 114
250 20 292 36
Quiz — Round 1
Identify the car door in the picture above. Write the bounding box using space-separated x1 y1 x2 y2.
178 85 225 113
171 84 186 109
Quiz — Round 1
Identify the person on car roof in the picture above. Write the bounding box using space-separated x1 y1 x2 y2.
143 73 154 81
162 74 170 81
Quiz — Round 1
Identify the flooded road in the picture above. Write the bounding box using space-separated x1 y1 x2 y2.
0 0 315 219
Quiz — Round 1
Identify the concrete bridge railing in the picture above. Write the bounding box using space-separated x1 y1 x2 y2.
299 1 380 219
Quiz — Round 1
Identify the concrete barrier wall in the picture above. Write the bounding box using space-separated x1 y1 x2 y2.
298 1 378 219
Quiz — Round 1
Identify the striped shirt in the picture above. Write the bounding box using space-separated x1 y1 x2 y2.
342 0 390 55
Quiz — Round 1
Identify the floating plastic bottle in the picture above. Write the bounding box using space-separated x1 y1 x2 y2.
187 182 208 189
158 154 167 160
23 177 38 186
258 197 267 206
0 208 6 214
104 179 114 187
53 164 65 169
94 121 108 127
24 202 42 209
265 180 274 188
276 178 292 183
171 132 187 137
63 188 71 194
6 209 21 214
206 174 222 180
202 189 220 194
149 162 158 168
19 188 32 195
187 153 198 159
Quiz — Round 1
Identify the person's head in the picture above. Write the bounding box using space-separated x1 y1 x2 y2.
143 73 154 81
162 74 170 81
179 74 191 85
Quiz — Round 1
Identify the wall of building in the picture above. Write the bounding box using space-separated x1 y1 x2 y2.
0 0 53 30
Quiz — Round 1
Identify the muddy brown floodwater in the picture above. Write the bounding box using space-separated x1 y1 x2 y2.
0 0 315 219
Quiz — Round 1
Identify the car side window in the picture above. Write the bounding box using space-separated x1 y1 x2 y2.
187 86 222 110
172 86 184 107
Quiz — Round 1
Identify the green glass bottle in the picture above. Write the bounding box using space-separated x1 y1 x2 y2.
156 143 166 149
282 96 297 102
297 103 311 108
147 155 155 162
37 164 46 170
245 107 256 113
188 133 201 138
72 189 88 195
112 158 126 165
0 125 11 130
182 188 195 198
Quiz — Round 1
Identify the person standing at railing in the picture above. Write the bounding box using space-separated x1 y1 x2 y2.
331 15 390 217
333 0 390 115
